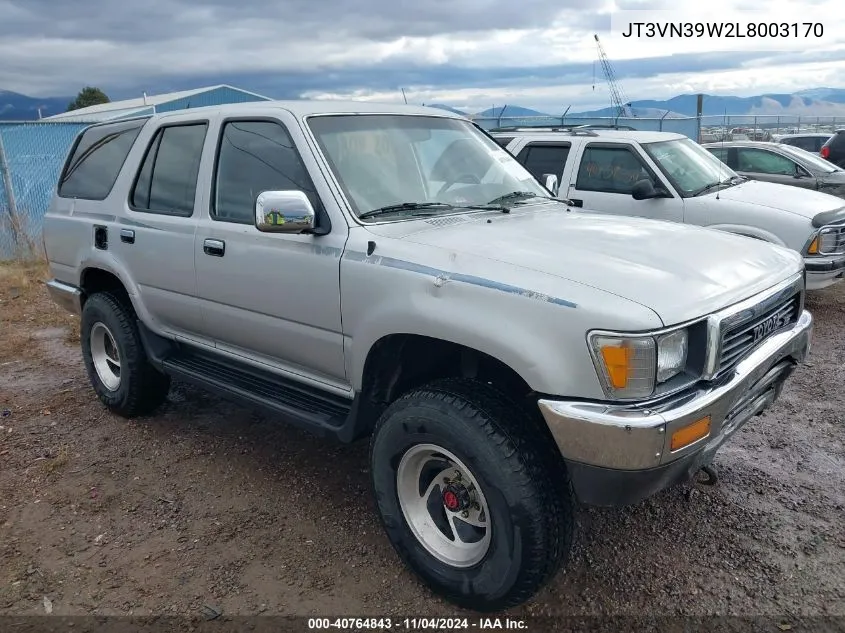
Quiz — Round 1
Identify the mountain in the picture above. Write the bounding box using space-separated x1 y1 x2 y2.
475 105 550 118
0 90 73 121
571 92 845 118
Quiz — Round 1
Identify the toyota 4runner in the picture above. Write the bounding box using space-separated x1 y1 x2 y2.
44 102 813 612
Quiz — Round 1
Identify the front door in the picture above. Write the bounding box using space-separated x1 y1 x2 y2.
193 115 348 389
566 142 683 223
734 147 817 189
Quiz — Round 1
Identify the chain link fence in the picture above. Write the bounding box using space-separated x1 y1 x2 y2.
0 121 88 260
470 113 844 144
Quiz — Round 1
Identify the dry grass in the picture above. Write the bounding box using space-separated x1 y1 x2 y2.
0 258 78 363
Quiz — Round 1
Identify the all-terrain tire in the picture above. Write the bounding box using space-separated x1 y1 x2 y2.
80 292 170 417
369 377 574 612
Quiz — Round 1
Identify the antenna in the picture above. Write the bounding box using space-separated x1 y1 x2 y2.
717 107 726 200
143 91 148 105
400 88 408 104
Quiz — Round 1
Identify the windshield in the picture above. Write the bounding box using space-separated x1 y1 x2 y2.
306 114 551 219
777 143 839 173
642 137 739 196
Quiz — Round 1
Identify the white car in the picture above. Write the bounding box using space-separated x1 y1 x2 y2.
493 127 845 290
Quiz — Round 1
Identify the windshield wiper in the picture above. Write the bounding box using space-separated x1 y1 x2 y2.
693 181 729 196
358 202 453 219
487 191 548 205
358 201 508 220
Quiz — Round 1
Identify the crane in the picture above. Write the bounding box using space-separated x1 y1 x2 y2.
593 34 633 118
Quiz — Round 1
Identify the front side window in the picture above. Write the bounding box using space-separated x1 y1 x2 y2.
736 148 796 175
213 120 320 224
306 115 550 220
575 146 651 194
642 137 738 196
131 123 207 216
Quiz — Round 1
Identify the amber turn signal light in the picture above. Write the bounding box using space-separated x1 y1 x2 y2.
670 415 711 451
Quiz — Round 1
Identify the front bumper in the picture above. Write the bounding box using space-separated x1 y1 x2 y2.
804 255 845 290
537 309 813 507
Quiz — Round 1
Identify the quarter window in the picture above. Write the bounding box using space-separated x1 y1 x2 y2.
58 120 146 200
213 120 320 224
130 123 207 216
575 146 652 194
516 144 570 181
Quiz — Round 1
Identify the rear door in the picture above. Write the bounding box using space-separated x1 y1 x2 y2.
117 114 211 342
564 141 683 222
513 142 572 185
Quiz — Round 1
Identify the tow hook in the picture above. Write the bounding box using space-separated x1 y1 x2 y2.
697 464 719 486
683 464 719 501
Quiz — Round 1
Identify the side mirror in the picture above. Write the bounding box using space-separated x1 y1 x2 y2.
255 191 316 234
632 179 658 200
542 173 559 196
793 165 809 179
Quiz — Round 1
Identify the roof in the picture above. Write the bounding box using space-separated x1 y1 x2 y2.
488 128 686 143
44 84 270 121
701 140 782 148
138 100 468 120
775 132 834 138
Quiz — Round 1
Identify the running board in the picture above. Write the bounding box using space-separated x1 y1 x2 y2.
162 351 353 438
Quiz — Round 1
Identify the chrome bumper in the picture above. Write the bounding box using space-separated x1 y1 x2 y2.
805 255 845 290
46 279 83 315
537 309 813 474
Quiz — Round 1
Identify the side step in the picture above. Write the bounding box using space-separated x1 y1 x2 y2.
162 350 354 439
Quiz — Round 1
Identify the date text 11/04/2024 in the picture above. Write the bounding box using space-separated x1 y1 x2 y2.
307 618 527 630
620 22 823 38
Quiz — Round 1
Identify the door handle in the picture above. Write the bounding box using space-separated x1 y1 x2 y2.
568 198 583 207
203 238 225 257
119 229 135 244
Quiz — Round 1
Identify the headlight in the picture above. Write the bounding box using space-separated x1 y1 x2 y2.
589 328 689 399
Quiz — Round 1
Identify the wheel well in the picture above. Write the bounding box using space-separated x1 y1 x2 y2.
79 268 130 306
358 334 537 435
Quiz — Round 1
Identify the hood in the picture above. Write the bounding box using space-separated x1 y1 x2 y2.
389 206 803 326
706 179 845 220
819 171 845 199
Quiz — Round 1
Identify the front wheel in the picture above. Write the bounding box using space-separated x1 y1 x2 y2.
370 378 573 612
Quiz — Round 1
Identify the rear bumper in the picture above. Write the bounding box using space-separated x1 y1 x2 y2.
45 279 82 315
804 255 845 290
537 309 813 507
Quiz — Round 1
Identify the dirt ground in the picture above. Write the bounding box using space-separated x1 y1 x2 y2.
1 261 843 619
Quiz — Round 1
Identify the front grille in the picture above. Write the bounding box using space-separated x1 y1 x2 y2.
819 224 845 255
716 292 801 376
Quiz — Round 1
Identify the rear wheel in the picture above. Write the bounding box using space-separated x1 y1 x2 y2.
370 378 573 611
80 292 170 417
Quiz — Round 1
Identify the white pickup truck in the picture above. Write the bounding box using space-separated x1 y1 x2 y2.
492 128 845 290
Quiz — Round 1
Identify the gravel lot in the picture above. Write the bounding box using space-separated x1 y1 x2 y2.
1 262 843 619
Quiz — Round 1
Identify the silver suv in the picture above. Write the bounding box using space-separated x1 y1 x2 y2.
44 102 813 611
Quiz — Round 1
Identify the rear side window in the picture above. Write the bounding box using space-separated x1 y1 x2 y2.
58 120 146 200
515 143 571 181
130 123 208 216
493 136 514 149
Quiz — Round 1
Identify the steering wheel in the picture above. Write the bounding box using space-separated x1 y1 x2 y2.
437 173 481 197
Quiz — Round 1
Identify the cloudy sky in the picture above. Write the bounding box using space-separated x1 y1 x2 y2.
1 0 844 112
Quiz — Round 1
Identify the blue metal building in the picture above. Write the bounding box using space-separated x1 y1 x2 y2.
0 85 271 258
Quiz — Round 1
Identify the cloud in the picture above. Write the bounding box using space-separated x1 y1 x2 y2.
0 0 843 111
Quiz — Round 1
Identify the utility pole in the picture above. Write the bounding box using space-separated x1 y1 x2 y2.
0 132 21 246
